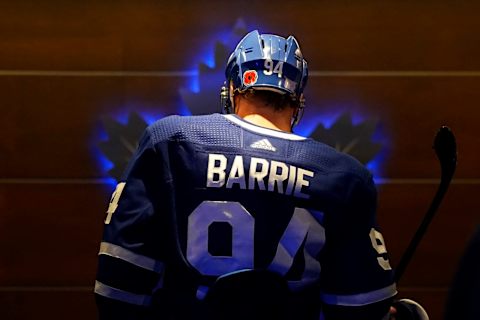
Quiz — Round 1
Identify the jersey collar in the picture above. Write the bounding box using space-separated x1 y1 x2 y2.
223 114 307 141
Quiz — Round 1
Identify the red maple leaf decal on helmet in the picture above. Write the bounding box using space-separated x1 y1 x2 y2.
243 70 258 86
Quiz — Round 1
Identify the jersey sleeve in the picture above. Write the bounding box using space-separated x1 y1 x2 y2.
319 174 397 319
94 127 171 317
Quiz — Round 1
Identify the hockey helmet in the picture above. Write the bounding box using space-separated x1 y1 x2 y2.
222 30 308 116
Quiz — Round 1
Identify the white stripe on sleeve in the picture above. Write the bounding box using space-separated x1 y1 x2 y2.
99 242 164 273
94 280 152 306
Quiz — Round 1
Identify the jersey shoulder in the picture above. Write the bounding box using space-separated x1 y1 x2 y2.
146 113 240 145
297 138 373 183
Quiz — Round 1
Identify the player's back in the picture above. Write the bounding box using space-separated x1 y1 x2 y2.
142 113 387 318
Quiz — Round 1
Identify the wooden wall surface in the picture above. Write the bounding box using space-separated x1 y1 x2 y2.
1 1 479 319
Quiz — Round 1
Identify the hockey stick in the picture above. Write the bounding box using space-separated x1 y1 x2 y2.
394 126 457 283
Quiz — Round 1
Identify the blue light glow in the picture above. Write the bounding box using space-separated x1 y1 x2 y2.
295 107 388 180
138 111 164 125
94 22 390 185
184 26 239 105
190 29 234 70
187 76 200 93
368 155 386 182
111 112 130 125
90 122 117 189
368 122 390 181
178 103 193 116
294 109 343 137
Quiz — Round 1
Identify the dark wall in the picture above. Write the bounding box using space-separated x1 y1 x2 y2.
1 1 479 319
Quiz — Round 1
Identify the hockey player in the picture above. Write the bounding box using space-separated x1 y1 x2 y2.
95 30 424 319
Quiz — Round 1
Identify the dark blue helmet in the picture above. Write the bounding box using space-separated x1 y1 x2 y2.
226 30 308 97
222 30 308 125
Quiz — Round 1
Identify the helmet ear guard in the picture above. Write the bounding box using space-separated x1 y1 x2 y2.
291 94 305 129
220 84 230 114
220 81 235 114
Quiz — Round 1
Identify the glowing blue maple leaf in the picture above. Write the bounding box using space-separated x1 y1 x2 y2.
308 113 382 165
98 112 148 180
97 20 384 180
179 19 247 115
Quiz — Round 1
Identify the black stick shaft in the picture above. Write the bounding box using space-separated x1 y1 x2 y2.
394 178 452 282
394 126 457 283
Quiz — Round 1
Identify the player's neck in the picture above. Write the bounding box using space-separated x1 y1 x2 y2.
234 99 293 133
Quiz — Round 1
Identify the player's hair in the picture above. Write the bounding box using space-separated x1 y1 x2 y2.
236 89 300 111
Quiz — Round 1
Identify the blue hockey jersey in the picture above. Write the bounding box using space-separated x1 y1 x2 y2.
95 113 396 319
